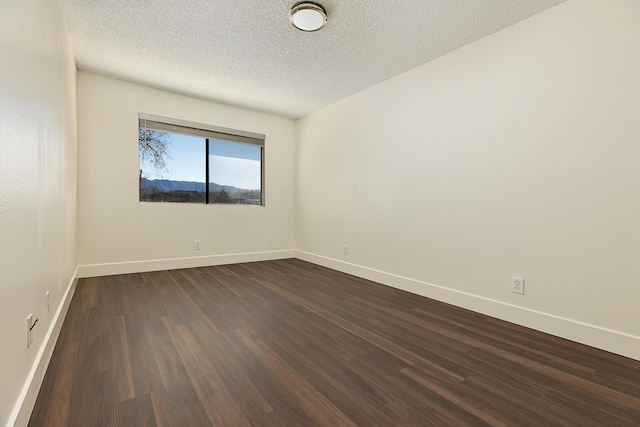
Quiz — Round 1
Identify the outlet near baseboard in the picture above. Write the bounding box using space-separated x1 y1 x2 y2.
27 314 34 348
512 277 525 295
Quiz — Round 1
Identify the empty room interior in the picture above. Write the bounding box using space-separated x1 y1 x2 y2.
2 0 640 425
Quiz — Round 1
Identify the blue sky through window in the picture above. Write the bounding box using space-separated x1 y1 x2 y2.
141 133 261 190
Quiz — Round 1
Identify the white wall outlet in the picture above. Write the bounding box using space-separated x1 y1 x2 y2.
194 240 201 250
27 313 33 349
512 277 525 294
343 245 349 254
268 236 274 247
45 291 50 313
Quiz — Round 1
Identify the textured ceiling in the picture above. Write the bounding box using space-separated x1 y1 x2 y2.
63 0 566 119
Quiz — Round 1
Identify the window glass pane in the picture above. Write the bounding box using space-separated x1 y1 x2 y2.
208 140 262 205
139 130 206 203
139 114 264 206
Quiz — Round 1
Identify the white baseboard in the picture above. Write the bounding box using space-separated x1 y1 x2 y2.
77 250 296 278
295 250 640 362
8 267 79 427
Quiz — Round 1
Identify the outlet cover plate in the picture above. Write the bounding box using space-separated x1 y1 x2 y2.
512 277 525 295
27 314 33 348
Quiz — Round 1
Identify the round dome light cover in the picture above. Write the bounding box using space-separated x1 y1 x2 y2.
289 2 327 32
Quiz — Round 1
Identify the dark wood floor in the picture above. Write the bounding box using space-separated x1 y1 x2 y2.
29 259 640 426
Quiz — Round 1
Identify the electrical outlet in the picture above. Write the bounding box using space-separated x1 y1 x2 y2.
27 314 33 349
343 245 349 254
194 240 201 250
512 277 525 295
45 291 50 313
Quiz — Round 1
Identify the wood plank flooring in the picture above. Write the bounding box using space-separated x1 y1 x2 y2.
29 259 640 426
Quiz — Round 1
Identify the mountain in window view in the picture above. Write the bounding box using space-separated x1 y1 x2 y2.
140 179 254 195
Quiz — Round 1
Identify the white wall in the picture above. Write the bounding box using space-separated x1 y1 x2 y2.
76 72 296 276
295 0 640 360
0 0 78 425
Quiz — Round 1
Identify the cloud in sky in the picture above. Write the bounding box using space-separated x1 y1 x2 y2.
209 156 260 190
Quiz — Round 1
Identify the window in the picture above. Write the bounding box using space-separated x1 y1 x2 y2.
138 114 265 205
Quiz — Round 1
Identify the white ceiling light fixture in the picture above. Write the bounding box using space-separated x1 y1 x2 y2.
289 2 328 32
